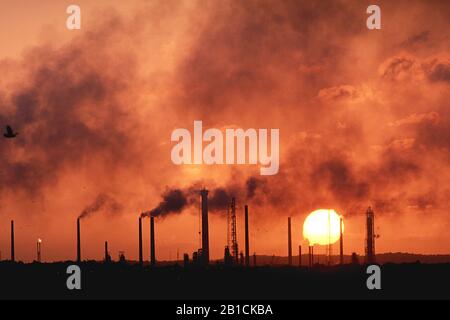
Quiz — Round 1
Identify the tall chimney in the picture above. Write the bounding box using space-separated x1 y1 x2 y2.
104 241 109 262
298 245 302 267
150 216 156 267
288 217 292 265
200 188 209 264
77 218 81 263
339 217 344 265
366 207 376 264
37 239 42 263
244 205 250 267
309 245 314 267
10 220 15 262
308 246 311 267
138 217 143 265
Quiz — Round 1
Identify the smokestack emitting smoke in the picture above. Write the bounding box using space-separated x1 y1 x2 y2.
138 217 143 265
150 216 156 267
78 194 122 220
140 189 187 218
340 217 344 265
77 218 81 263
288 217 292 265
11 220 15 262
141 177 264 220
244 205 249 267
200 188 209 264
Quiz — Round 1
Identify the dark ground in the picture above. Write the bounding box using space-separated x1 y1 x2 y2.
0 261 449 300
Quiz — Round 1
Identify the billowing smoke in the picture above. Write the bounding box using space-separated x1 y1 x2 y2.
141 189 187 218
78 193 122 219
141 177 265 218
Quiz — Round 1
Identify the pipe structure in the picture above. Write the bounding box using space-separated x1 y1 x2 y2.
298 245 302 267
200 189 209 264
244 205 250 267
10 220 15 262
288 217 292 265
150 216 156 267
77 218 81 263
104 241 109 262
340 217 344 265
37 239 42 263
139 217 143 265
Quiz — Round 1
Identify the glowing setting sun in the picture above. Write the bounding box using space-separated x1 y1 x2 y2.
303 209 343 246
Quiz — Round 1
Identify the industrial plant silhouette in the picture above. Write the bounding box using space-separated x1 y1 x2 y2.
0 188 449 300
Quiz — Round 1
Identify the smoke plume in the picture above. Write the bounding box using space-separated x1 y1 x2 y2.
78 193 122 219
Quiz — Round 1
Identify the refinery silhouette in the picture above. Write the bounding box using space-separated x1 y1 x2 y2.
0 188 449 300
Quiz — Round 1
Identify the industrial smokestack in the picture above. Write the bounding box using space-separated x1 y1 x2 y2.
366 207 376 264
77 218 81 263
37 239 42 263
308 245 314 267
200 188 209 264
298 245 302 267
150 216 156 267
340 217 344 265
308 246 311 267
288 217 292 265
244 205 250 267
138 217 143 265
104 241 110 262
10 220 15 262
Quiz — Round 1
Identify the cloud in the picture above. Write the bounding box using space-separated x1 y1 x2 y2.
390 112 440 127
317 85 360 102
379 55 417 81
426 60 450 83
379 54 450 84
400 30 430 49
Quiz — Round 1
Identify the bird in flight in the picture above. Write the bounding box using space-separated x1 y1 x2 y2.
3 125 18 138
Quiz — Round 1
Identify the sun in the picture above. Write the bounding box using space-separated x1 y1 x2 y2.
303 209 343 246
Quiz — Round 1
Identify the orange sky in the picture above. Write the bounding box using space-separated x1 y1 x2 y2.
0 0 449 262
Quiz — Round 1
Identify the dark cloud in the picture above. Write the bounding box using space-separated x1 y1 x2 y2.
427 62 450 83
401 30 430 48
380 56 415 81
0 15 138 197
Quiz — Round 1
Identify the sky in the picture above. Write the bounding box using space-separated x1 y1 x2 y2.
0 0 449 262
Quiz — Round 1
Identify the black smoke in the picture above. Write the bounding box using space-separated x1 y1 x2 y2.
78 193 123 219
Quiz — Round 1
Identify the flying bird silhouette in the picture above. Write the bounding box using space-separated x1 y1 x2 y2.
3 125 18 138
